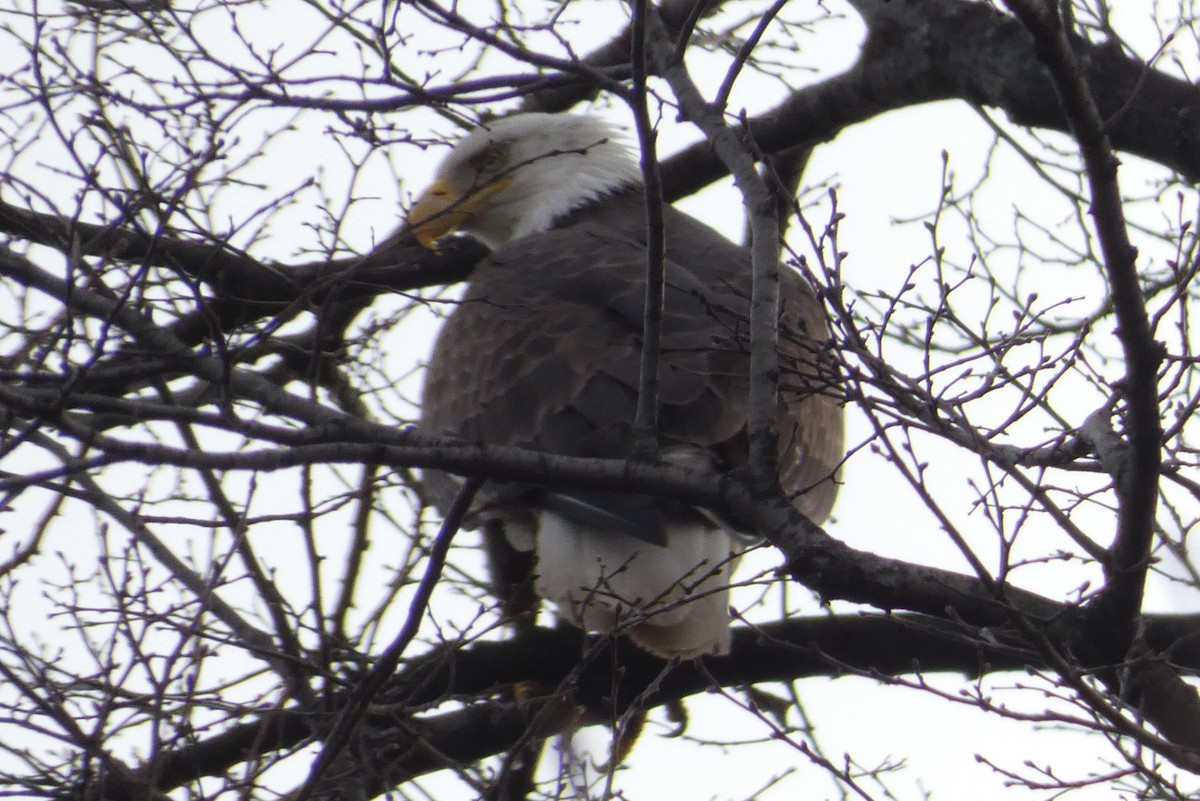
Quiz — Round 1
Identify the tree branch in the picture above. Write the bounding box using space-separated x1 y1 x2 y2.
1002 0 1162 671
97 611 1200 797
646 10 783 490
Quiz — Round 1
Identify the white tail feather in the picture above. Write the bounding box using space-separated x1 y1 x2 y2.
533 510 738 658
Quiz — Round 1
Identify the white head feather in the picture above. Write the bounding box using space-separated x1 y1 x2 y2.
429 113 642 246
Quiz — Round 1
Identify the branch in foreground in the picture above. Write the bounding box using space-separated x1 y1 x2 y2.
646 10 783 486
81 611 1200 798
103 614 1034 797
0 424 1070 628
0 225 487 399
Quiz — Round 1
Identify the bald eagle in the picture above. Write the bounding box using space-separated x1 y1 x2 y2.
410 113 842 658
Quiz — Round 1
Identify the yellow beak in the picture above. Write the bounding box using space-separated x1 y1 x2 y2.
406 176 511 250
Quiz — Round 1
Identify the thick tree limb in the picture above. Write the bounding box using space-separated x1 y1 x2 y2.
89 611 1200 797
663 0 1200 199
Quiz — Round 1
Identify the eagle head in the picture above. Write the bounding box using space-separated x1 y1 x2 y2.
407 112 641 248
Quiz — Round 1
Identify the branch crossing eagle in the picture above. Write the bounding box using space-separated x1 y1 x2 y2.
410 113 843 658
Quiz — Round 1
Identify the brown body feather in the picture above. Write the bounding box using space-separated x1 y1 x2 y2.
420 187 842 657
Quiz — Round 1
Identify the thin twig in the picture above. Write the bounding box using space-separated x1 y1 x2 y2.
628 0 665 459
294 477 481 801
643 9 782 490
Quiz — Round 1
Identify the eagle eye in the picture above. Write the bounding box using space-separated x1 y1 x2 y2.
470 142 507 177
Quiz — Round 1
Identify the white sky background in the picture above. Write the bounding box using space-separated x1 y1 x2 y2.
1 0 1199 799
